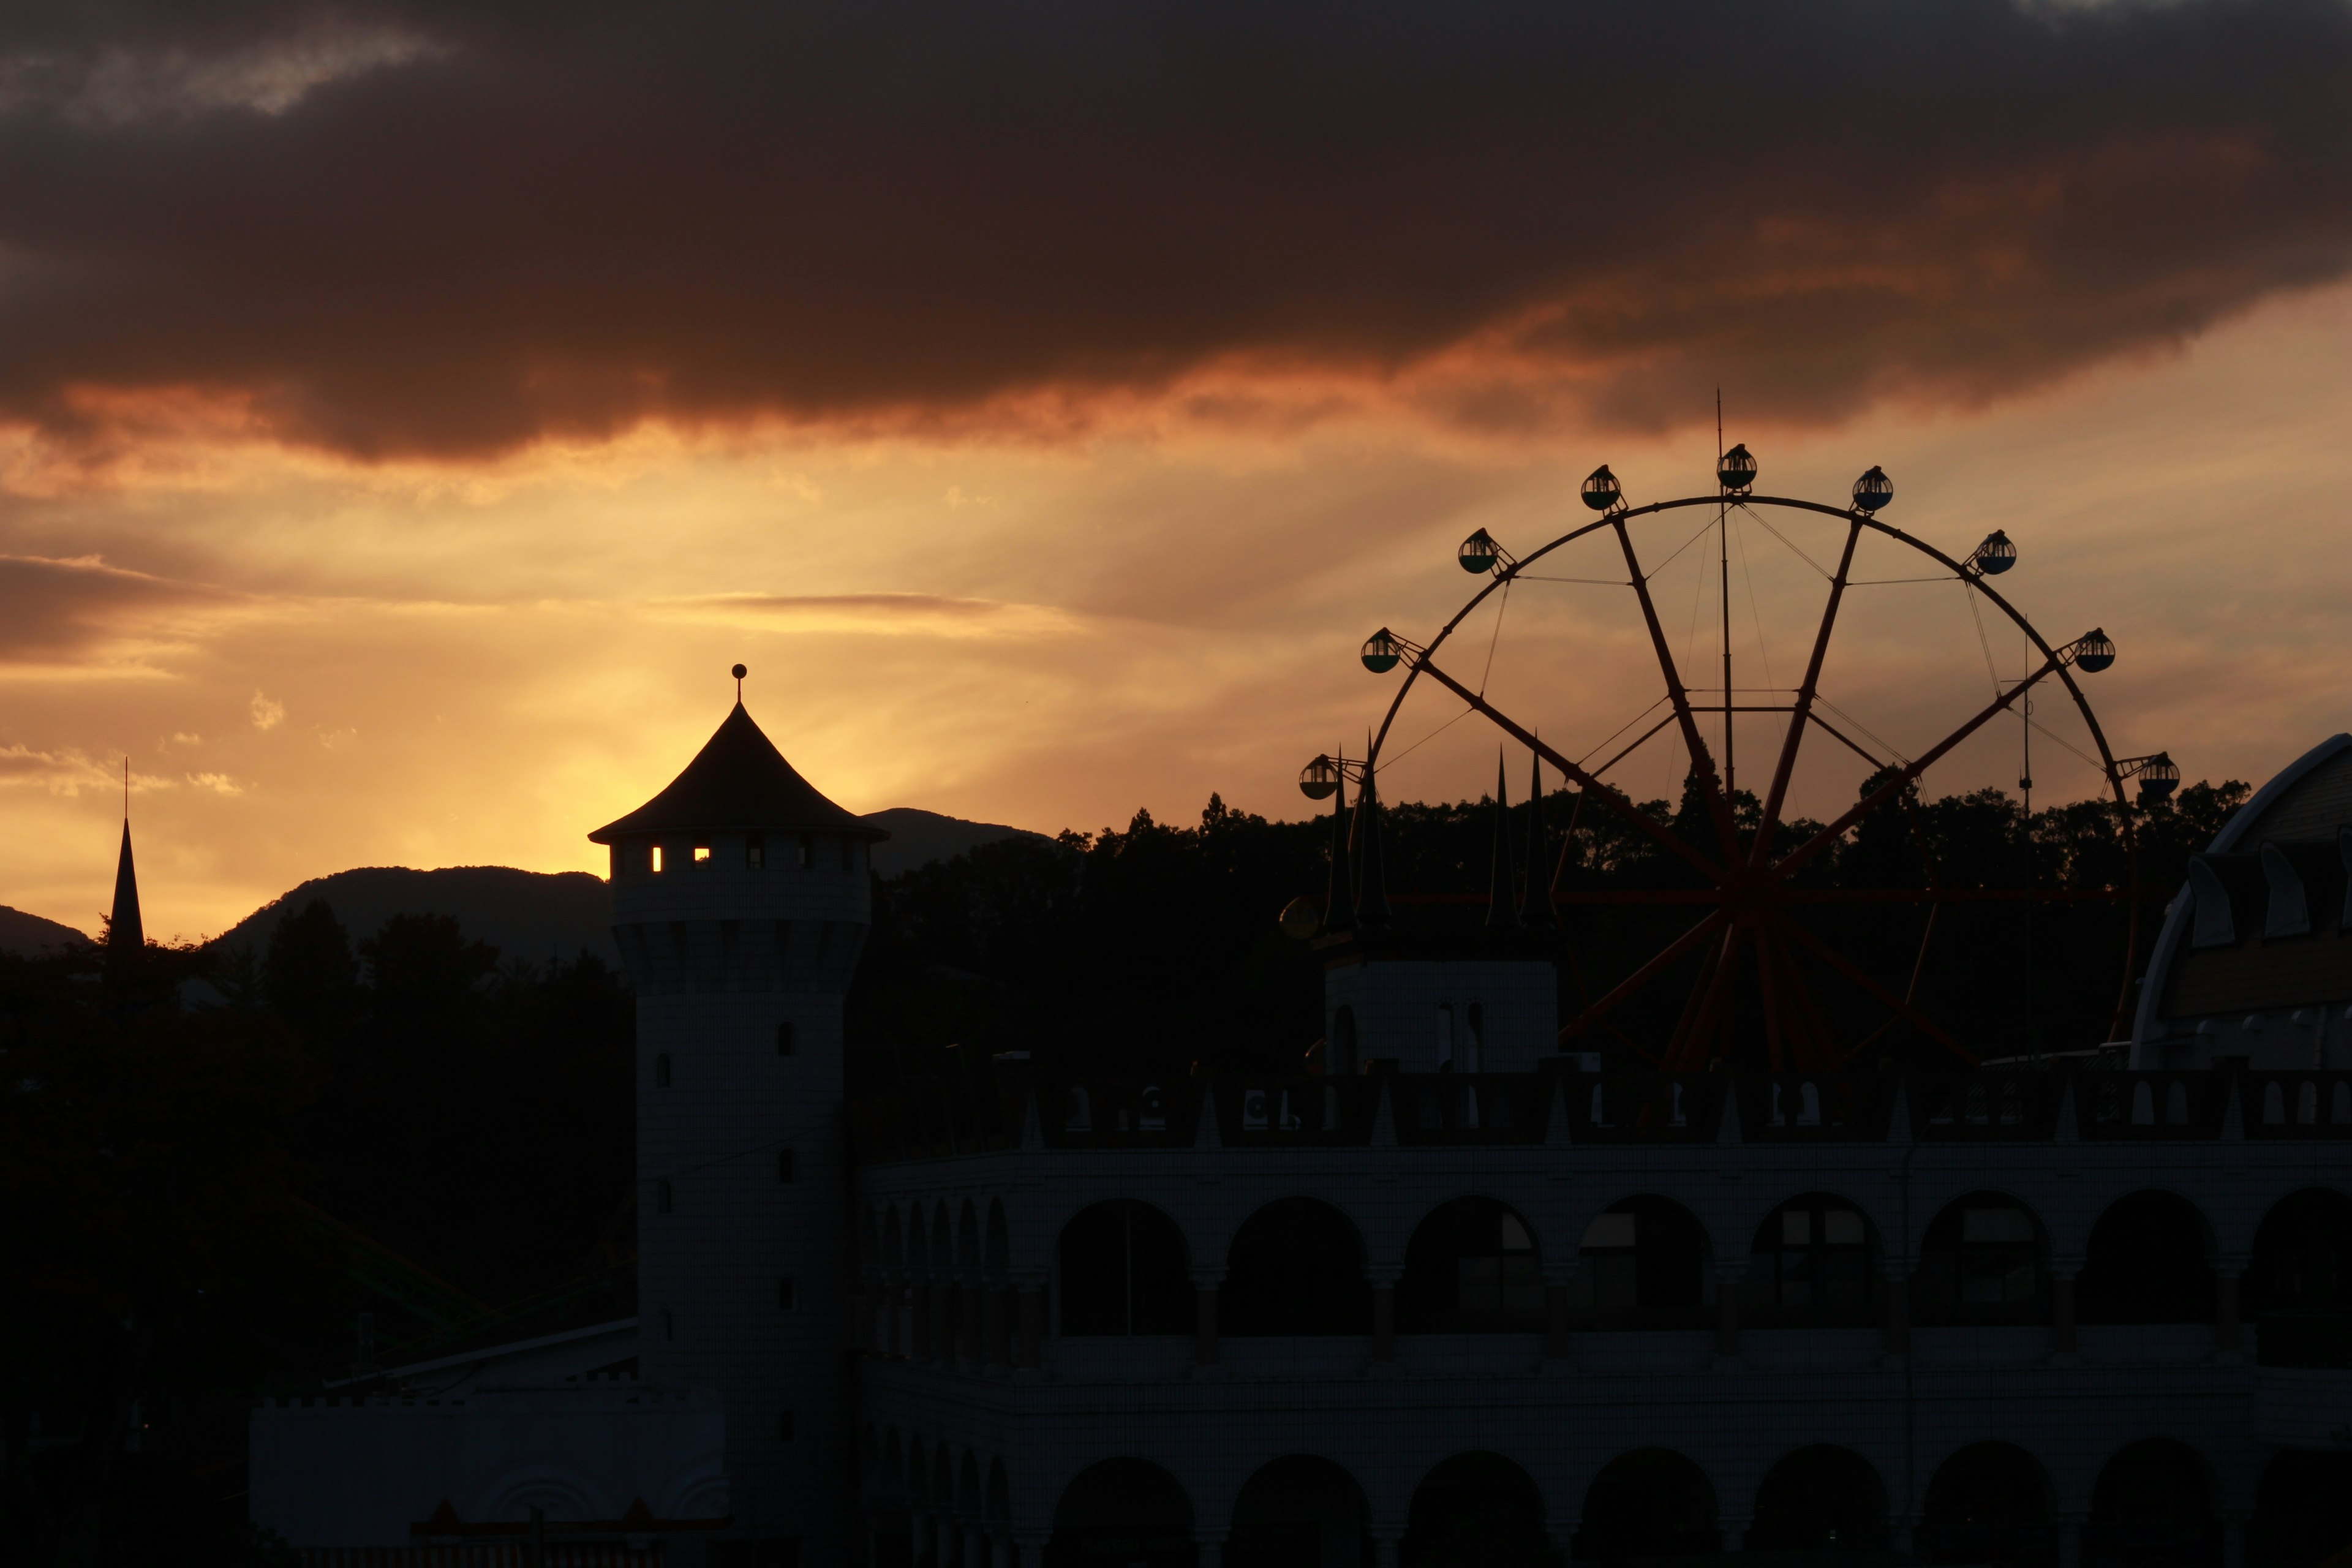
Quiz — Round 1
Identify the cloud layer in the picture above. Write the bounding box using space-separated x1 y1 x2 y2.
4 0 2350 457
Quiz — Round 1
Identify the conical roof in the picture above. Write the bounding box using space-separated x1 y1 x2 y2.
588 703 886 844
108 820 143 949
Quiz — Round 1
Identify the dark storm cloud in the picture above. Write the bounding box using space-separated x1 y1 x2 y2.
2 0 2349 456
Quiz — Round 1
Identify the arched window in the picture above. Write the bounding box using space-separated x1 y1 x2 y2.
1058 1201 1193 1335
654 1052 672 1088
2086 1439 2218 1568
1750 1446 1888 1552
1570 1197 1708 1325
1050 1460 1193 1568
1917 1194 2046 1322
2251 1451 2352 1568
1331 1006 1359 1077
1231 1456 1370 1567
1918 1442 2056 1568
1404 1453 1547 1565
655 1179 673 1215
1398 1198 1543 1332
1749 1194 1876 1322
1222 1197 1372 1336
2078 1192 2215 1324
1580 1449 1719 1562
2246 1189 2352 1317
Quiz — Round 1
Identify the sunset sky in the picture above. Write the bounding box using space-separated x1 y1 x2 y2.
5 0 2352 941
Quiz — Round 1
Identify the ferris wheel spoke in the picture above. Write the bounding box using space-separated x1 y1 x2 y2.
1610 516 1740 856
1771 649 2070 882
1557 908 1731 1043
1668 925 1746 1072
1768 931 1841 1069
1409 654 1722 882
1751 518 1864 865
1778 918 1977 1065
1753 926 1788 1071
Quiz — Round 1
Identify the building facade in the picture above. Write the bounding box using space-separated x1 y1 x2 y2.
254 706 2352 1568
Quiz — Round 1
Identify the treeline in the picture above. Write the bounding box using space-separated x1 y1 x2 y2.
0 911 633 1567
848 777 2250 1082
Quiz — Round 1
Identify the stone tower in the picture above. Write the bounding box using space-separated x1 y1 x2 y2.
589 681 885 1565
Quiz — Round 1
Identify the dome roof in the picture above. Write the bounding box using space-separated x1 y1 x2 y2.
587 702 886 844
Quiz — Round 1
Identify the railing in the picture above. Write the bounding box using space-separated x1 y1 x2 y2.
2241 1073 2352 1139
846 1060 2350 1161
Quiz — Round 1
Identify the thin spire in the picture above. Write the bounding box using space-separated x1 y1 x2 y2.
109 758 143 954
1354 767 1390 929
1486 748 1517 927
1323 761 1355 938
1522 741 1555 927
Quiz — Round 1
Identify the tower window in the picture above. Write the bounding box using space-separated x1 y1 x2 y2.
776 1021 796 1057
778 1276 796 1310
650 844 666 873
655 1052 671 1088
747 834 765 869
656 1180 673 1215
797 832 813 869
778 1148 796 1183
692 841 712 865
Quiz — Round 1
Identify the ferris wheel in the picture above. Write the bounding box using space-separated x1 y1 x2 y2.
1327 448 2177 1071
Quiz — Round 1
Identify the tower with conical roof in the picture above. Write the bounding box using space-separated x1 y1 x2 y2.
589 669 885 1562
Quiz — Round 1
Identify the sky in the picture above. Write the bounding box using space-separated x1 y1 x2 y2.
3 0 2351 941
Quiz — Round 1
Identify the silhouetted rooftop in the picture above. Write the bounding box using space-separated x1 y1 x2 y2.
588 703 886 843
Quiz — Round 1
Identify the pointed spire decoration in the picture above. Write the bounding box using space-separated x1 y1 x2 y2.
1354 770 1391 929
1521 741 1555 928
108 758 143 954
1324 767 1356 938
1486 749 1518 927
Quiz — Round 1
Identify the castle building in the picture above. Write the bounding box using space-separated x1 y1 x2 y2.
252 703 2352 1568
587 693 888 1565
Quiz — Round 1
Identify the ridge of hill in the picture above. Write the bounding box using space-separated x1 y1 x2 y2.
0 904 91 955
212 807 1042 963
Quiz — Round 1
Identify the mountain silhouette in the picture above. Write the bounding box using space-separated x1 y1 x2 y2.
211 807 1040 964
0 904 91 955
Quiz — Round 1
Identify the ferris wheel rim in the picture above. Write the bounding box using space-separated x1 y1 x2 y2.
1354 489 2146 1057
1365 492 2132 819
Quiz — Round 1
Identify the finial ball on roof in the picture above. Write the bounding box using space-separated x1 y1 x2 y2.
731 663 748 680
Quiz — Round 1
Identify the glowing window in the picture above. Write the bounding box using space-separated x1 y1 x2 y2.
650 844 665 873
692 842 712 866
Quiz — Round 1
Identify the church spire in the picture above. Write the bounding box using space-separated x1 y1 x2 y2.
109 758 143 952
